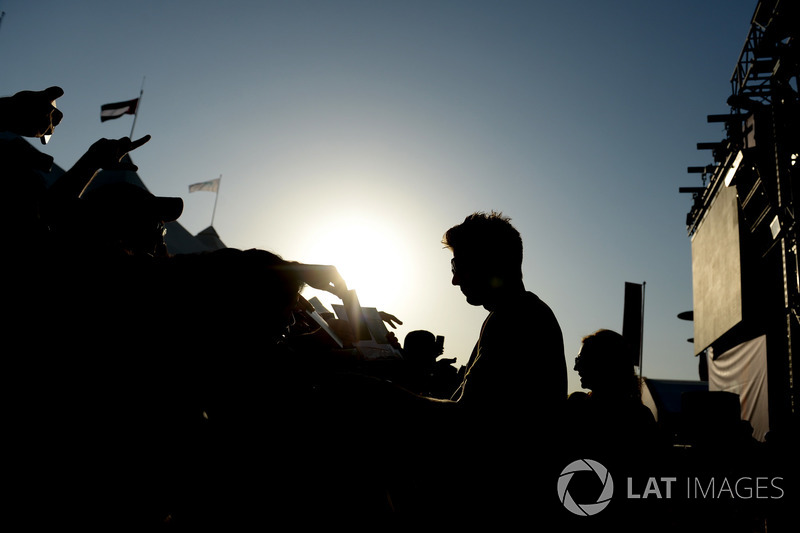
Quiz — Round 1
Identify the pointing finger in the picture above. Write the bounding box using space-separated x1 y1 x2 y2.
129 134 151 151
43 86 65 100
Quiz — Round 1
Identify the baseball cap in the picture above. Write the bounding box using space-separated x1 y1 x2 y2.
81 182 183 223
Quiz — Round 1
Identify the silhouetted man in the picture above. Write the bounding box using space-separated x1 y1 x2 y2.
439 210 568 525
445 211 567 415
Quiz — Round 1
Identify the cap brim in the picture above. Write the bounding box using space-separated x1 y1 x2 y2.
155 197 184 222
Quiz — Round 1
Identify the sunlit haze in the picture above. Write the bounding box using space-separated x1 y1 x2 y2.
1 0 761 393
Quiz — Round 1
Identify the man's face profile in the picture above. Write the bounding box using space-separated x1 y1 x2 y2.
451 250 492 307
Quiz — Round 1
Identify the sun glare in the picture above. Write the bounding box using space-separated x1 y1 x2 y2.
300 214 411 312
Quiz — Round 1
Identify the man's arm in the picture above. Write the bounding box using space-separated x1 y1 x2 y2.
48 135 152 200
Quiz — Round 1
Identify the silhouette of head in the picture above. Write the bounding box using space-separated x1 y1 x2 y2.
80 182 183 257
174 248 306 343
575 329 639 399
403 330 438 366
442 211 523 308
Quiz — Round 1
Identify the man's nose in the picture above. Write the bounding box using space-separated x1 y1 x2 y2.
451 273 460 286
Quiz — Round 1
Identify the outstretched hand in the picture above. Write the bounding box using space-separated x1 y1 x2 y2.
296 264 349 299
0 86 64 138
55 135 152 200
82 135 152 172
378 311 403 329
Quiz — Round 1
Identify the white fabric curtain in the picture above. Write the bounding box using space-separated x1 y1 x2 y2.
707 335 769 441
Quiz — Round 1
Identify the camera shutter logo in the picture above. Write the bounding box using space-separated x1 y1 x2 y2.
557 459 614 516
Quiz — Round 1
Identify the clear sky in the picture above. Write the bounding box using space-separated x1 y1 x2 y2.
1 0 759 394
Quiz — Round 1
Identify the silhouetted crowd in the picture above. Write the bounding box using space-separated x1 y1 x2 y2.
2 87 795 531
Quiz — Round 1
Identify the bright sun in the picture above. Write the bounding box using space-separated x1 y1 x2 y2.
299 213 411 312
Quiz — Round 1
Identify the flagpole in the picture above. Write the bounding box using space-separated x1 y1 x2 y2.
210 175 221 227
639 281 646 380
130 76 145 139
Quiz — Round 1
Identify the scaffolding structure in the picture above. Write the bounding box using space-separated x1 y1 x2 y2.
682 0 798 432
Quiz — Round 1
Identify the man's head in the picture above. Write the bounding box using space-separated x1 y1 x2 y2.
442 211 523 307
574 329 638 397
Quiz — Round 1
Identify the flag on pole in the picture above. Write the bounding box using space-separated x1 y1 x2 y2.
100 98 139 122
189 178 221 193
189 176 222 227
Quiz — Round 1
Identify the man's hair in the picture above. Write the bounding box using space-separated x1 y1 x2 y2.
442 211 523 276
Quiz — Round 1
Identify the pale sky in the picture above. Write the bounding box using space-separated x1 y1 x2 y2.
1 0 759 393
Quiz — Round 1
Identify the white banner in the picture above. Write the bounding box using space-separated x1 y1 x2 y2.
707 335 769 441
189 178 220 193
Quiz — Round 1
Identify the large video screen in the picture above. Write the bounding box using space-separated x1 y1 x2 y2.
691 184 743 354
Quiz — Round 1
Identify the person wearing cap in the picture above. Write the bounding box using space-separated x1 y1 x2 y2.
1 86 62 253
0 86 63 139
0 85 152 256
42 136 153 248
74 181 184 258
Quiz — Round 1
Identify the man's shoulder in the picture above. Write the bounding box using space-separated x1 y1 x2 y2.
483 290 563 342
523 289 557 308
496 290 558 319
